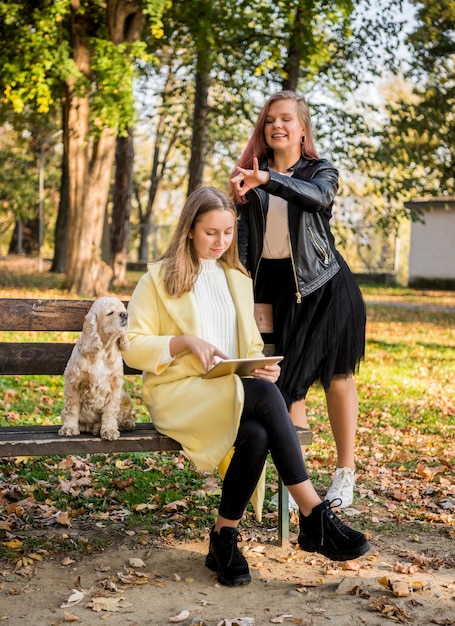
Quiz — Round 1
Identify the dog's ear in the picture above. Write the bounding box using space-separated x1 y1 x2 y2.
78 308 103 355
117 334 130 352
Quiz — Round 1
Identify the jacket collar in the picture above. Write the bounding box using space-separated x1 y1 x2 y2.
147 261 252 353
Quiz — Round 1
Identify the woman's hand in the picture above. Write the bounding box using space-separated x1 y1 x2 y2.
230 157 270 197
251 362 281 383
170 335 228 372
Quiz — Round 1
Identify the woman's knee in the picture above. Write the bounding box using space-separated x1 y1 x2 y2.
243 377 286 411
236 417 268 451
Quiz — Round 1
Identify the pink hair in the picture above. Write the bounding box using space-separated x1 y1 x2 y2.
231 90 320 203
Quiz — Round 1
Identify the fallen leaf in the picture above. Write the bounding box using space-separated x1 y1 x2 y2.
169 610 190 622
2 539 23 550
369 596 412 623
87 596 132 613
13 456 33 465
392 581 410 597
56 511 71 527
60 589 84 608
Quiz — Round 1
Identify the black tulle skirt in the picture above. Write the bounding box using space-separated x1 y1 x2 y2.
254 255 366 408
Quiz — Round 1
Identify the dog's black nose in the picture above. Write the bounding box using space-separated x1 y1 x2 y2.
120 311 128 325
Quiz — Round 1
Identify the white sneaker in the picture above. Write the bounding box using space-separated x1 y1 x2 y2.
269 491 299 513
325 467 355 508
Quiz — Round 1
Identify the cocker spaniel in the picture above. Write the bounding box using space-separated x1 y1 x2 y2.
58 296 135 441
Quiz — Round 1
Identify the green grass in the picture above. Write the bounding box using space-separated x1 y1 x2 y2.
1 261 455 559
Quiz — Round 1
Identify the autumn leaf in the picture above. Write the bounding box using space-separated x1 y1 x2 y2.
2 539 23 550
128 557 146 568
56 511 71 527
87 596 132 612
60 589 84 608
168 610 190 622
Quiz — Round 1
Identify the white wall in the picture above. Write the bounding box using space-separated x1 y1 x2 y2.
409 207 455 280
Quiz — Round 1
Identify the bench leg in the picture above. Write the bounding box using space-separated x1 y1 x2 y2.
277 479 290 546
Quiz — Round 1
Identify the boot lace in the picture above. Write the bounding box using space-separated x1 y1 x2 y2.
320 500 350 546
220 530 243 567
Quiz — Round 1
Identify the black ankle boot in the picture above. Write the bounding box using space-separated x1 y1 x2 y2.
298 500 371 561
205 526 251 586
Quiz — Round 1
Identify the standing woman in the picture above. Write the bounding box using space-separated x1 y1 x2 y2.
230 90 366 508
123 186 370 587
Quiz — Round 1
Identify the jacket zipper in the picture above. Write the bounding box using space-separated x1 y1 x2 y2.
308 225 329 266
288 231 302 303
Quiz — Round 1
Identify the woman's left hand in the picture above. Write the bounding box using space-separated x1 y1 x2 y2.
251 363 281 383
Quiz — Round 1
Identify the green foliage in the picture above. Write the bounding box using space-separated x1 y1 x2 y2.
89 39 144 135
373 0 455 200
0 0 76 117
0 0 166 132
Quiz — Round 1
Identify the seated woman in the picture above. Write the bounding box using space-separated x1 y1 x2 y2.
123 186 370 587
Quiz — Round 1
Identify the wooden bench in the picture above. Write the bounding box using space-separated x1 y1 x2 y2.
0 298 312 544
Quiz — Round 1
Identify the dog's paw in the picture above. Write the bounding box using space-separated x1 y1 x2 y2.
100 428 120 441
119 416 136 432
58 425 80 437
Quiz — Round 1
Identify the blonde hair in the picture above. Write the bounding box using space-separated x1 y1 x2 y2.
161 186 246 297
231 90 320 203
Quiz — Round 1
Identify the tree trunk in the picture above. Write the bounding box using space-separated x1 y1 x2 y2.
51 105 69 274
62 5 115 295
8 219 39 255
282 1 306 92
111 128 133 285
62 0 145 295
187 52 211 195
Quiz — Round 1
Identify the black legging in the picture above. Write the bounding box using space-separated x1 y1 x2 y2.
219 377 310 520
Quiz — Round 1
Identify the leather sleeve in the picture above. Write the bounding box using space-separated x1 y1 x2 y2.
261 160 339 213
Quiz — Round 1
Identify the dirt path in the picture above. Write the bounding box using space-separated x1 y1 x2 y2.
1 522 454 626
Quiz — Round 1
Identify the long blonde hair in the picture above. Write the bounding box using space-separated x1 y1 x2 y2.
231 90 320 203
161 186 246 297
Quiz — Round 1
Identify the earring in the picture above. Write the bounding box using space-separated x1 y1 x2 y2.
301 136 306 144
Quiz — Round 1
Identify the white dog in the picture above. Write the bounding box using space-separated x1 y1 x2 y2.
58 297 135 441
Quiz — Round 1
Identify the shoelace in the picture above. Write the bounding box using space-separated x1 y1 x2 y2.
331 468 354 492
220 530 243 567
319 500 349 546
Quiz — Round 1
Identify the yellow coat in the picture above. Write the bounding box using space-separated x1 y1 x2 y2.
123 260 266 518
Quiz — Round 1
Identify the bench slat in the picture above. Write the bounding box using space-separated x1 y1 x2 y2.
0 423 182 456
0 342 276 376
0 298 94 331
0 299 274 334
0 423 312 458
0 343 141 375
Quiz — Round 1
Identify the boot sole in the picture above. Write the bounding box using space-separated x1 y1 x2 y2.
205 553 251 586
298 537 371 562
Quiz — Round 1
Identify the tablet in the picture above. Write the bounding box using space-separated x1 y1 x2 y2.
202 356 283 379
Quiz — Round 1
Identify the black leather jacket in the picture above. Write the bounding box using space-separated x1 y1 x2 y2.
237 157 340 301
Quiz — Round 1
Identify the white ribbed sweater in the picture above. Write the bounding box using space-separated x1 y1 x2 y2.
193 259 237 358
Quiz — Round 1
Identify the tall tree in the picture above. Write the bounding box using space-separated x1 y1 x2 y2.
0 0 166 295
398 0 455 194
